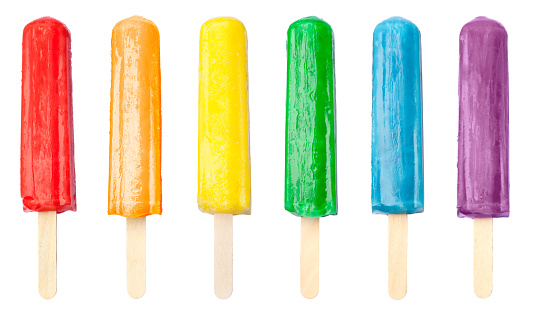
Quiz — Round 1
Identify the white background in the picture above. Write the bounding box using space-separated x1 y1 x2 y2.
0 0 531 323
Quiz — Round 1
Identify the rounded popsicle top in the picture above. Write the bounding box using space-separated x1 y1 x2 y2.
113 16 159 36
288 16 332 33
460 16 507 37
201 17 246 35
23 17 70 38
373 16 420 38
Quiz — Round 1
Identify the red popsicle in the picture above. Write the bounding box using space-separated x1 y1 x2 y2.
21 17 75 299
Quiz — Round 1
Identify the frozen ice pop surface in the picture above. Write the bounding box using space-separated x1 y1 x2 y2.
371 17 423 215
457 17 509 219
21 17 76 213
284 17 337 218
108 16 162 218
198 17 250 215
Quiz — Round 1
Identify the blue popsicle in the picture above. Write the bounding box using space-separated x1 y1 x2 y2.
371 17 424 215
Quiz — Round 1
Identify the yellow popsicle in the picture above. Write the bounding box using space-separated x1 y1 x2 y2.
109 16 162 218
198 17 250 215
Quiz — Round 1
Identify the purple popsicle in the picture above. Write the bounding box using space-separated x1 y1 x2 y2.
457 16 509 219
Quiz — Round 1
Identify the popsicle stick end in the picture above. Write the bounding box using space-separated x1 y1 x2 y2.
39 287 56 300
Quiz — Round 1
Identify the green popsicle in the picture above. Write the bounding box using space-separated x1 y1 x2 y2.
285 16 337 218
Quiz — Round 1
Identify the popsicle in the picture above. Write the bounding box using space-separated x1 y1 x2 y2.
109 16 162 299
372 17 423 300
198 17 250 299
458 16 509 298
285 16 337 299
21 17 75 299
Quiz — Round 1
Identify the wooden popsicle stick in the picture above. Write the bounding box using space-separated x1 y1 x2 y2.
474 218 493 298
38 211 57 299
214 213 233 299
127 217 146 299
300 217 319 299
388 213 407 300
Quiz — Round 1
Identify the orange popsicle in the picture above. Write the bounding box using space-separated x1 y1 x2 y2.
108 16 162 218
108 16 161 299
